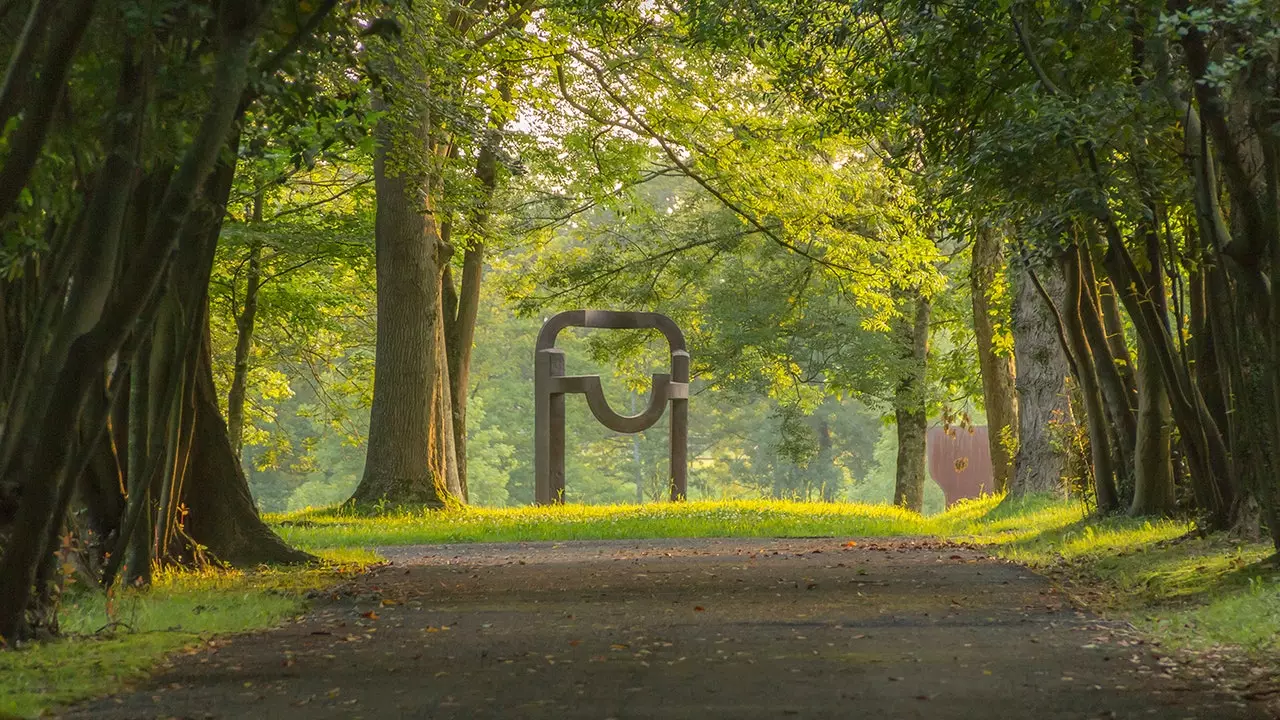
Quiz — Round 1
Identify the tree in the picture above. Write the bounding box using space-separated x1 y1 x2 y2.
1009 262 1072 497
352 0 527 507
0 0 344 642
970 228 1018 492
892 294 931 511
690 0 1280 551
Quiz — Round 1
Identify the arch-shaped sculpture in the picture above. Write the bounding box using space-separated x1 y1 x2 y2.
534 310 689 504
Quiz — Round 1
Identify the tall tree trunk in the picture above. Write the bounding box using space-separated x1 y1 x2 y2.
1061 243 1121 513
1010 262 1071 496
893 295 930 512
1130 227 1175 516
1098 221 1236 528
970 228 1017 492
445 248 482 502
351 94 454 507
1078 242 1137 486
443 75 509 501
430 290 463 500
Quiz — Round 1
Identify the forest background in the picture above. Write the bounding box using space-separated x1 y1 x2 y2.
2 0 1279 653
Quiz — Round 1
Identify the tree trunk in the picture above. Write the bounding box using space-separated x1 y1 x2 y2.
1130 227 1175 516
445 248 483 503
183 329 314 565
1010 262 1072 496
1098 221 1236 527
0 7 267 640
970 228 1017 492
226 199 263 459
351 95 454 508
430 291 463 500
1061 243 1120 513
1178 18 1280 550
1078 242 1136 487
893 295 930 512
1098 280 1137 401
1131 346 1175 515
443 76 508 501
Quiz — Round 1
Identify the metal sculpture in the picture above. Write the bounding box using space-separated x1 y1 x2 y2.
534 310 689 505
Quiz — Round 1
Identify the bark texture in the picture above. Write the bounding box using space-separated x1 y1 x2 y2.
351 99 452 507
1129 229 1175 516
1010 263 1071 496
893 295 930 512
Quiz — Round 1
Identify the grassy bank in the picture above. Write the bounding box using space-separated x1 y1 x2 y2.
0 550 375 718
967 496 1279 656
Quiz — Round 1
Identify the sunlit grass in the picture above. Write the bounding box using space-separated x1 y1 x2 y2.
938 495 1279 655
269 498 936 549
0 551 370 718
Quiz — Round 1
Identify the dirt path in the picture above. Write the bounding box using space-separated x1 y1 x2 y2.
65 538 1265 719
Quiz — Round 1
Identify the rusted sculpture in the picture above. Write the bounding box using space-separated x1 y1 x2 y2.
535 310 689 505
926 425 994 507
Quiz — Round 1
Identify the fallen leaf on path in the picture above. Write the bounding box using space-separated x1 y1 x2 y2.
361 611 380 620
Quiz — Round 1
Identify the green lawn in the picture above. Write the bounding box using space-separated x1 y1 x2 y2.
269 498 937 547
3 496 1276 718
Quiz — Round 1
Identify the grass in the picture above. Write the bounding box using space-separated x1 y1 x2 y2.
4 496 1276 717
943 494 1280 656
0 549 376 718
269 499 935 549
